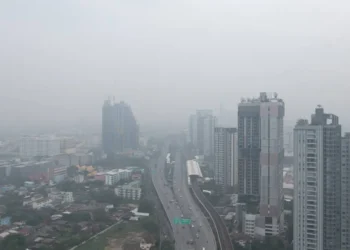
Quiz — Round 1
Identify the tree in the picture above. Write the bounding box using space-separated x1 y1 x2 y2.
161 240 175 250
138 199 154 214
0 234 27 250
141 218 159 234
93 208 109 222
67 165 78 177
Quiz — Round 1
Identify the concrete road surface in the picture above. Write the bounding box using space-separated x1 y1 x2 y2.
172 152 217 250
152 148 195 250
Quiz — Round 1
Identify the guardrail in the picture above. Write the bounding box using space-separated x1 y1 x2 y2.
149 166 174 236
192 182 233 250
189 185 222 250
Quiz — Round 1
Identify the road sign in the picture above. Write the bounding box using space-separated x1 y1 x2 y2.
173 217 191 225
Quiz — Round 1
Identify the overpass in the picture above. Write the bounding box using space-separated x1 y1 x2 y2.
186 160 233 250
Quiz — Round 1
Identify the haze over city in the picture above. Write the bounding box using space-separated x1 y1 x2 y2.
1 0 350 135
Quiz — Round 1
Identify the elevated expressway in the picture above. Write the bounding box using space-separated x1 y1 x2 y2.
172 152 216 250
186 159 234 250
152 147 194 250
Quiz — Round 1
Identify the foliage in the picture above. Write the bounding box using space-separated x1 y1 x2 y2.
67 165 78 177
92 208 109 222
138 199 154 214
90 189 122 206
56 180 85 192
249 237 285 250
63 211 91 222
161 240 175 250
0 234 27 250
141 217 159 234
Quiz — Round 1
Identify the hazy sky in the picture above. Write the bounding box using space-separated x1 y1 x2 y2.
1 0 350 132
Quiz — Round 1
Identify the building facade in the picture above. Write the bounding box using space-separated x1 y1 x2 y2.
20 135 60 159
188 110 216 156
293 107 341 250
214 127 237 192
105 169 132 186
238 98 261 196
238 92 285 237
102 99 139 155
115 181 142 200
341 133 350 249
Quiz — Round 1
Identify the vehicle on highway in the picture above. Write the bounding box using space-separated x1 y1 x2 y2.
180 195 182 198
196 233 199 239
181 214 184 218
191 224 194 228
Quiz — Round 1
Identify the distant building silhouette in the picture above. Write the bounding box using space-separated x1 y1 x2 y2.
102 98 139 155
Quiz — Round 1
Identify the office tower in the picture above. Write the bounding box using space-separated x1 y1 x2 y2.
102 98 139 155
188 110 216 156
20 135 60 159
342 133 350 249
293 107 341 250
214 127 238 192
238 92 285 237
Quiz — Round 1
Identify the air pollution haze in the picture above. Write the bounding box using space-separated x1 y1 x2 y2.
1 0 350 134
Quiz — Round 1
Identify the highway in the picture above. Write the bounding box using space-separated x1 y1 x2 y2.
172 152 217 250
152 147 195 250
192 179 234 250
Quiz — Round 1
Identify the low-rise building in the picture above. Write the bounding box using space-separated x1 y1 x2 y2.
243 213 256 238
32 198 52 210
115 181 142 200
105 169 132 186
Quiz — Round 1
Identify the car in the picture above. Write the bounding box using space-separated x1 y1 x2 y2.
196 233 199 239
181 214 184 218
180 195 182 198
191 224 194 228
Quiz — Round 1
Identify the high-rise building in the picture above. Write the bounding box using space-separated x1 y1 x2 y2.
293 107 341 250
214 127 238 192
238 92 285 238
20 135 61 159
237 97 261 196
341 133 350 249
188 110 216 156
102 99 139 155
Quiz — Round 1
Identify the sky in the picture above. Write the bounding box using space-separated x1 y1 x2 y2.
1 0 350 133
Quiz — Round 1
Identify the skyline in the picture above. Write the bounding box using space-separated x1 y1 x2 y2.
1 0 350 134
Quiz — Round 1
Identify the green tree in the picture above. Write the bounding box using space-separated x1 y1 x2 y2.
161 240 175 250
138 199 154 214
67 165 78 177
141 218 159 234
0 234 27 250
93 208 109 222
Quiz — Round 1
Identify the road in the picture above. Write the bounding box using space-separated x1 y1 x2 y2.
172 152 217 250
152 147 195 250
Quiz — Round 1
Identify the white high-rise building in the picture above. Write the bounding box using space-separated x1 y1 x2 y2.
20 135 60 159
293 107 341 250
188 110 216 156
214 127 238 192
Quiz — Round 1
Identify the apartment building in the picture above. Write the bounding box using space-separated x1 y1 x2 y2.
293 106 341 250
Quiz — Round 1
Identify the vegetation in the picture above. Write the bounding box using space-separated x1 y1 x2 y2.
138 199 154 214
0 234 27 250
74 222 144 250
141 217 159 234
160 239 175 250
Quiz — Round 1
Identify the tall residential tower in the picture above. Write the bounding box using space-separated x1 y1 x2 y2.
293 107 341 250
188 110 216 156
341 133 350 250
238 92 285 237
214 127 238 192
102 99 139 155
